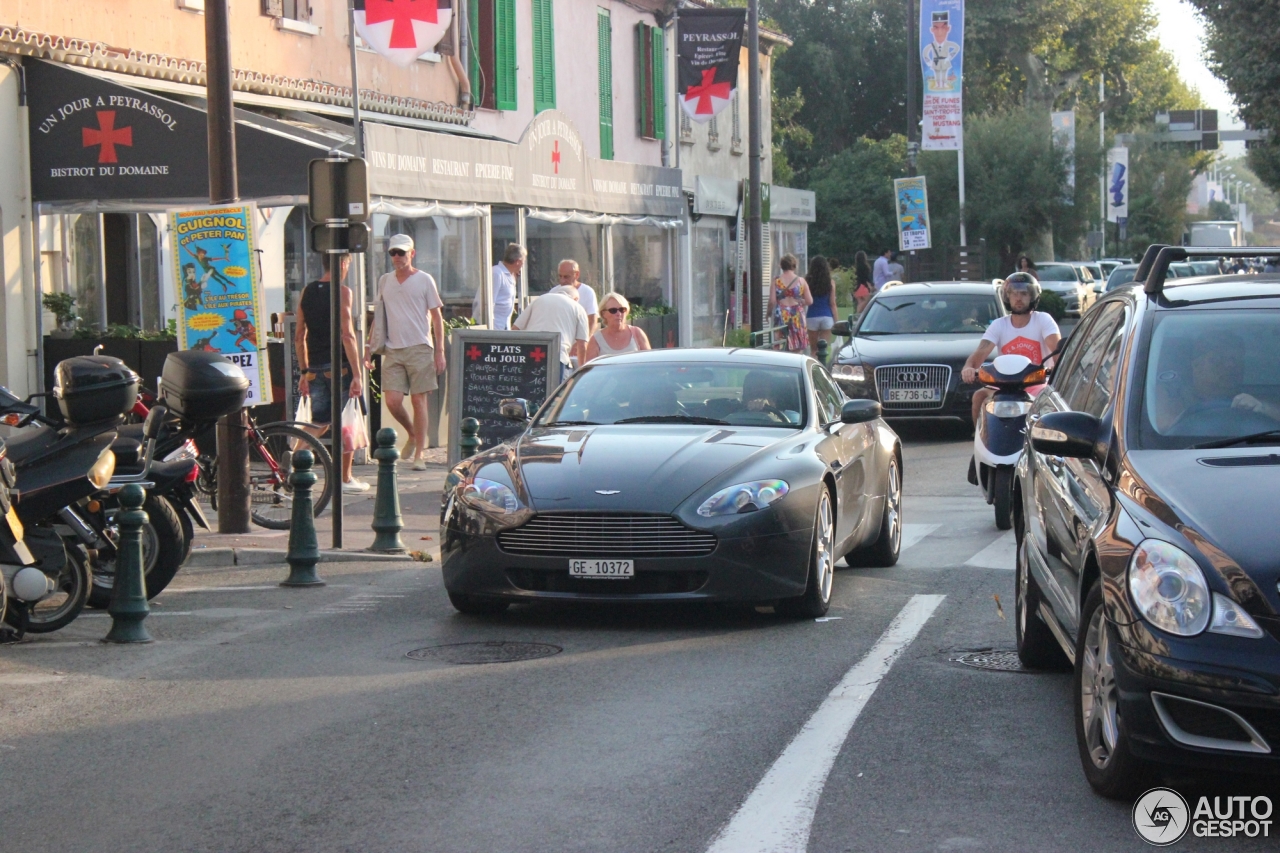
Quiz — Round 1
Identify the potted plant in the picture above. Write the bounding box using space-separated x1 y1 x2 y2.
43 292 78 338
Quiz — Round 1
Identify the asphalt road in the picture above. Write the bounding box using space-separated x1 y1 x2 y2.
2 419 1277 853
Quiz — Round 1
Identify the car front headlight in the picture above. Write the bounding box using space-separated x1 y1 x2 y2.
697 480 789 517
1128 539 1211 636
458 476 523 514
832 364 867 382
984 399 1033 418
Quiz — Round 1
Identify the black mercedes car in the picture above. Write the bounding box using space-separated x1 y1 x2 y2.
440 348 903 618
831 281 1005 423
1014 245 1280 797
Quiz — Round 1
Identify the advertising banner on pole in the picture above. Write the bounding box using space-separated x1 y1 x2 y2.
169 203 270 406
1052 109 1076 203
676 8 746 124
1106 146 1129 222
920 0 964 151
894 176 932 251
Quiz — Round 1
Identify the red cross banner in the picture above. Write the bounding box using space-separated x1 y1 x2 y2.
354 0 453 68
677 8 745 124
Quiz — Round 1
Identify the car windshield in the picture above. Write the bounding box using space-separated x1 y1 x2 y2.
1134 309 1280 449
1035 264 1078 281
857 294 1001 335
1168 263 1196 278
1107 266 1137 291
1189 260 1222 276
536 363 808 429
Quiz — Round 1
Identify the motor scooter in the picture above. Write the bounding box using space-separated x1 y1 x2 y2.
967 353 1045 530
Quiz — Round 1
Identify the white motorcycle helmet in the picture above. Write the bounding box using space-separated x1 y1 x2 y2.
1002 272 1042 314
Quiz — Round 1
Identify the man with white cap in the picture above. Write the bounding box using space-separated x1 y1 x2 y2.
371 234 445 470
512 284 589 383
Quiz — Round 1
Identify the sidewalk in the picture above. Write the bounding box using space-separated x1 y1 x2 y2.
187 449 450 567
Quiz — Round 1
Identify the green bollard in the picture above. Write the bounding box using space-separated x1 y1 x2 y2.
281 449 325 587
459 417 482 458
104 484 152 644
369 428 406 553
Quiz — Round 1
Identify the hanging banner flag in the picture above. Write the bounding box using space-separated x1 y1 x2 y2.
169 203 271 406
1106 146 1129 222
1052 109 1076 203
894 176 932 251
677 8 746 124
920 0 964 151
354 0 453 68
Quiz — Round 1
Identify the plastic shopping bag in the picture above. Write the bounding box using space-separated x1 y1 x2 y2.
341 398 368 454
291 395 312 450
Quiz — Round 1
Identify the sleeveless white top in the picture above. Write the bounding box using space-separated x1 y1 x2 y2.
592 327 641 355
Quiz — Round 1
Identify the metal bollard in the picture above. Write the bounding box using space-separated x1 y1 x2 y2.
369 428 406 553
281 449 325 587
815 338 830 365
104 484 152 643
459 417 481 458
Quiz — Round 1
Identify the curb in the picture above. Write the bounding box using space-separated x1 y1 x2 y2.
185 547 420 569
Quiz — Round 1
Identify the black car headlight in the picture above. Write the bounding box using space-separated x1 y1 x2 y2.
697 480 789 517
458 476 524 514
832 363 868 383
1128 539 1211 636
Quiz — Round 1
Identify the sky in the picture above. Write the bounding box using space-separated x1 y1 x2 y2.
1152 0 1241 130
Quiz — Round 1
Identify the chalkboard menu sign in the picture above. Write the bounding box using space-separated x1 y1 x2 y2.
447 330 562 465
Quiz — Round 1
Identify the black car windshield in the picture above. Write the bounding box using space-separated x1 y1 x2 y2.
537 363 808 428
858 294 1001 335
1134 309 1280 449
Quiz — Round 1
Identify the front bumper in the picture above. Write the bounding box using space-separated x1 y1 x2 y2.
835 372 981 420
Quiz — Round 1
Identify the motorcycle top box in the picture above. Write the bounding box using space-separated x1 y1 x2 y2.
160 351 249 422
53 356 140 424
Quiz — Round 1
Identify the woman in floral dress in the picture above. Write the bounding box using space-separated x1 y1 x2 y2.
769 253 813 353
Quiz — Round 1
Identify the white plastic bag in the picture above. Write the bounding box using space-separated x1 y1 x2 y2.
341 398 368 453
295 394 312 426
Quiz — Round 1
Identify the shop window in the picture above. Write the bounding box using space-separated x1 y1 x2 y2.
533 0 556 113
691 220 731 347
525 219 600 299
611 225 671 310
371 214 486 323
469 0 517 111
68 214 104 331
598 9 614 161
284 207 323 312
636 22 665 140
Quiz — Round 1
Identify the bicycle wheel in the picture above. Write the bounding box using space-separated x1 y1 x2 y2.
248 423 334 530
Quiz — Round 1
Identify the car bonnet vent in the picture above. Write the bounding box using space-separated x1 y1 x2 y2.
1199 454 1280 468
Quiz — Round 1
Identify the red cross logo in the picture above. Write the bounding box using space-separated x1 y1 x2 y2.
82 111 132 164
364 0 438 49
686 68 731 115
551 141 561 174
529 347 546 363
466 344 482 360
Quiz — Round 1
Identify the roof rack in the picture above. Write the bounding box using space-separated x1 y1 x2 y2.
1136 244 1279 295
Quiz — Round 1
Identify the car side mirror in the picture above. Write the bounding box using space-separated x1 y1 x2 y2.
143 405 168 440
499 398 531 422
832 320 852 337
1030 411 1103 459
840 399 881 424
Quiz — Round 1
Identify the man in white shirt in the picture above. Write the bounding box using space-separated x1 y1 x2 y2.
557 259 598 331
474 243 524 329
872 248 895 289
373 233 445 469
512 284 589 383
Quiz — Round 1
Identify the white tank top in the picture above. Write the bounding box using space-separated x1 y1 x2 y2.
592 328 640 355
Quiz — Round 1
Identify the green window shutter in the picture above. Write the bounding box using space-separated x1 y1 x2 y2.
635 23 652 137
533 0 556 113
598 9 614 160
651 27 665 141
494 0 517 110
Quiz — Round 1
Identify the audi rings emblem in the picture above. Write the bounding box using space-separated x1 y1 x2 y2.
897 371 929 383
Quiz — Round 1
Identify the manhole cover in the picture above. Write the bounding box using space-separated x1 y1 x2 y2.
406 641 563 665
948 649 1028 673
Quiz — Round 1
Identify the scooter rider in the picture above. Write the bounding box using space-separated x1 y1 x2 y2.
961 273 1061 423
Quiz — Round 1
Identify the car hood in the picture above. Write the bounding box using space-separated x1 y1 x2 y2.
515 425 795 513
839 334 980 366
1126 450 1280 602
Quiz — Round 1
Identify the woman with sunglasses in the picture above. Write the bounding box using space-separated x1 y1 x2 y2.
584 292 651 363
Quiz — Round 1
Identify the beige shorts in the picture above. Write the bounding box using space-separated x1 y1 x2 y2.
382 344 438 395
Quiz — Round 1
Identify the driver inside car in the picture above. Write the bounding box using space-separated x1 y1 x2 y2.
1153 333 1280 431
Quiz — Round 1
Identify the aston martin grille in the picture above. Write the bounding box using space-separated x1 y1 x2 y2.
874 364 951 410
497 514 717 557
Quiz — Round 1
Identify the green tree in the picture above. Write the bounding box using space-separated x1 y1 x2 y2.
1119 140 1206 256
772 86 812 187
806 135 907 264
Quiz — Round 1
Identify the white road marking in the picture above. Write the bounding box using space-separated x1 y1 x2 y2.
0 673 66 685
77 612 194 618
900 523 941 551
963 531 1017 570
706 594 946 853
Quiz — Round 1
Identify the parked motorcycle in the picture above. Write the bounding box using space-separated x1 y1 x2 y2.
967 353 1045 530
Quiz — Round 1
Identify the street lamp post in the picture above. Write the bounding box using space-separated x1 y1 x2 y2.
747 0 763 335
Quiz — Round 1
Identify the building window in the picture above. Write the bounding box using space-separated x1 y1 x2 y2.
708 117 721 151
261 0 309 21
469 0 517 111
731 92 743 154
598 9 614 160
680 109 693 144
533 0 557 113
635 22 665 140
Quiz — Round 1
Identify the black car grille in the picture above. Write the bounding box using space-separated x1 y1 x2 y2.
496 514 717 557
505 568 709 594
874 364 951 410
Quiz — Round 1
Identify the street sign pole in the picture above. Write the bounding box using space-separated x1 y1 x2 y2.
206 0 252 534
747 0 763 336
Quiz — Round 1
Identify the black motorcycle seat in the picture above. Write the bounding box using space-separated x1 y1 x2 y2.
7 419 119 469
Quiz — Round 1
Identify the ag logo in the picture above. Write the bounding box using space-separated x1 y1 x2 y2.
1133 787 1190 846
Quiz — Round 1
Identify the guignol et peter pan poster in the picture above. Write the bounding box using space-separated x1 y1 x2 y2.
168 202 270 406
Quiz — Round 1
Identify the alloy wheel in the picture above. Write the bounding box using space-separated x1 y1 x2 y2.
885 458 901 553
816 490 834 603
1080 605 1120 768
1017 540 1029 642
